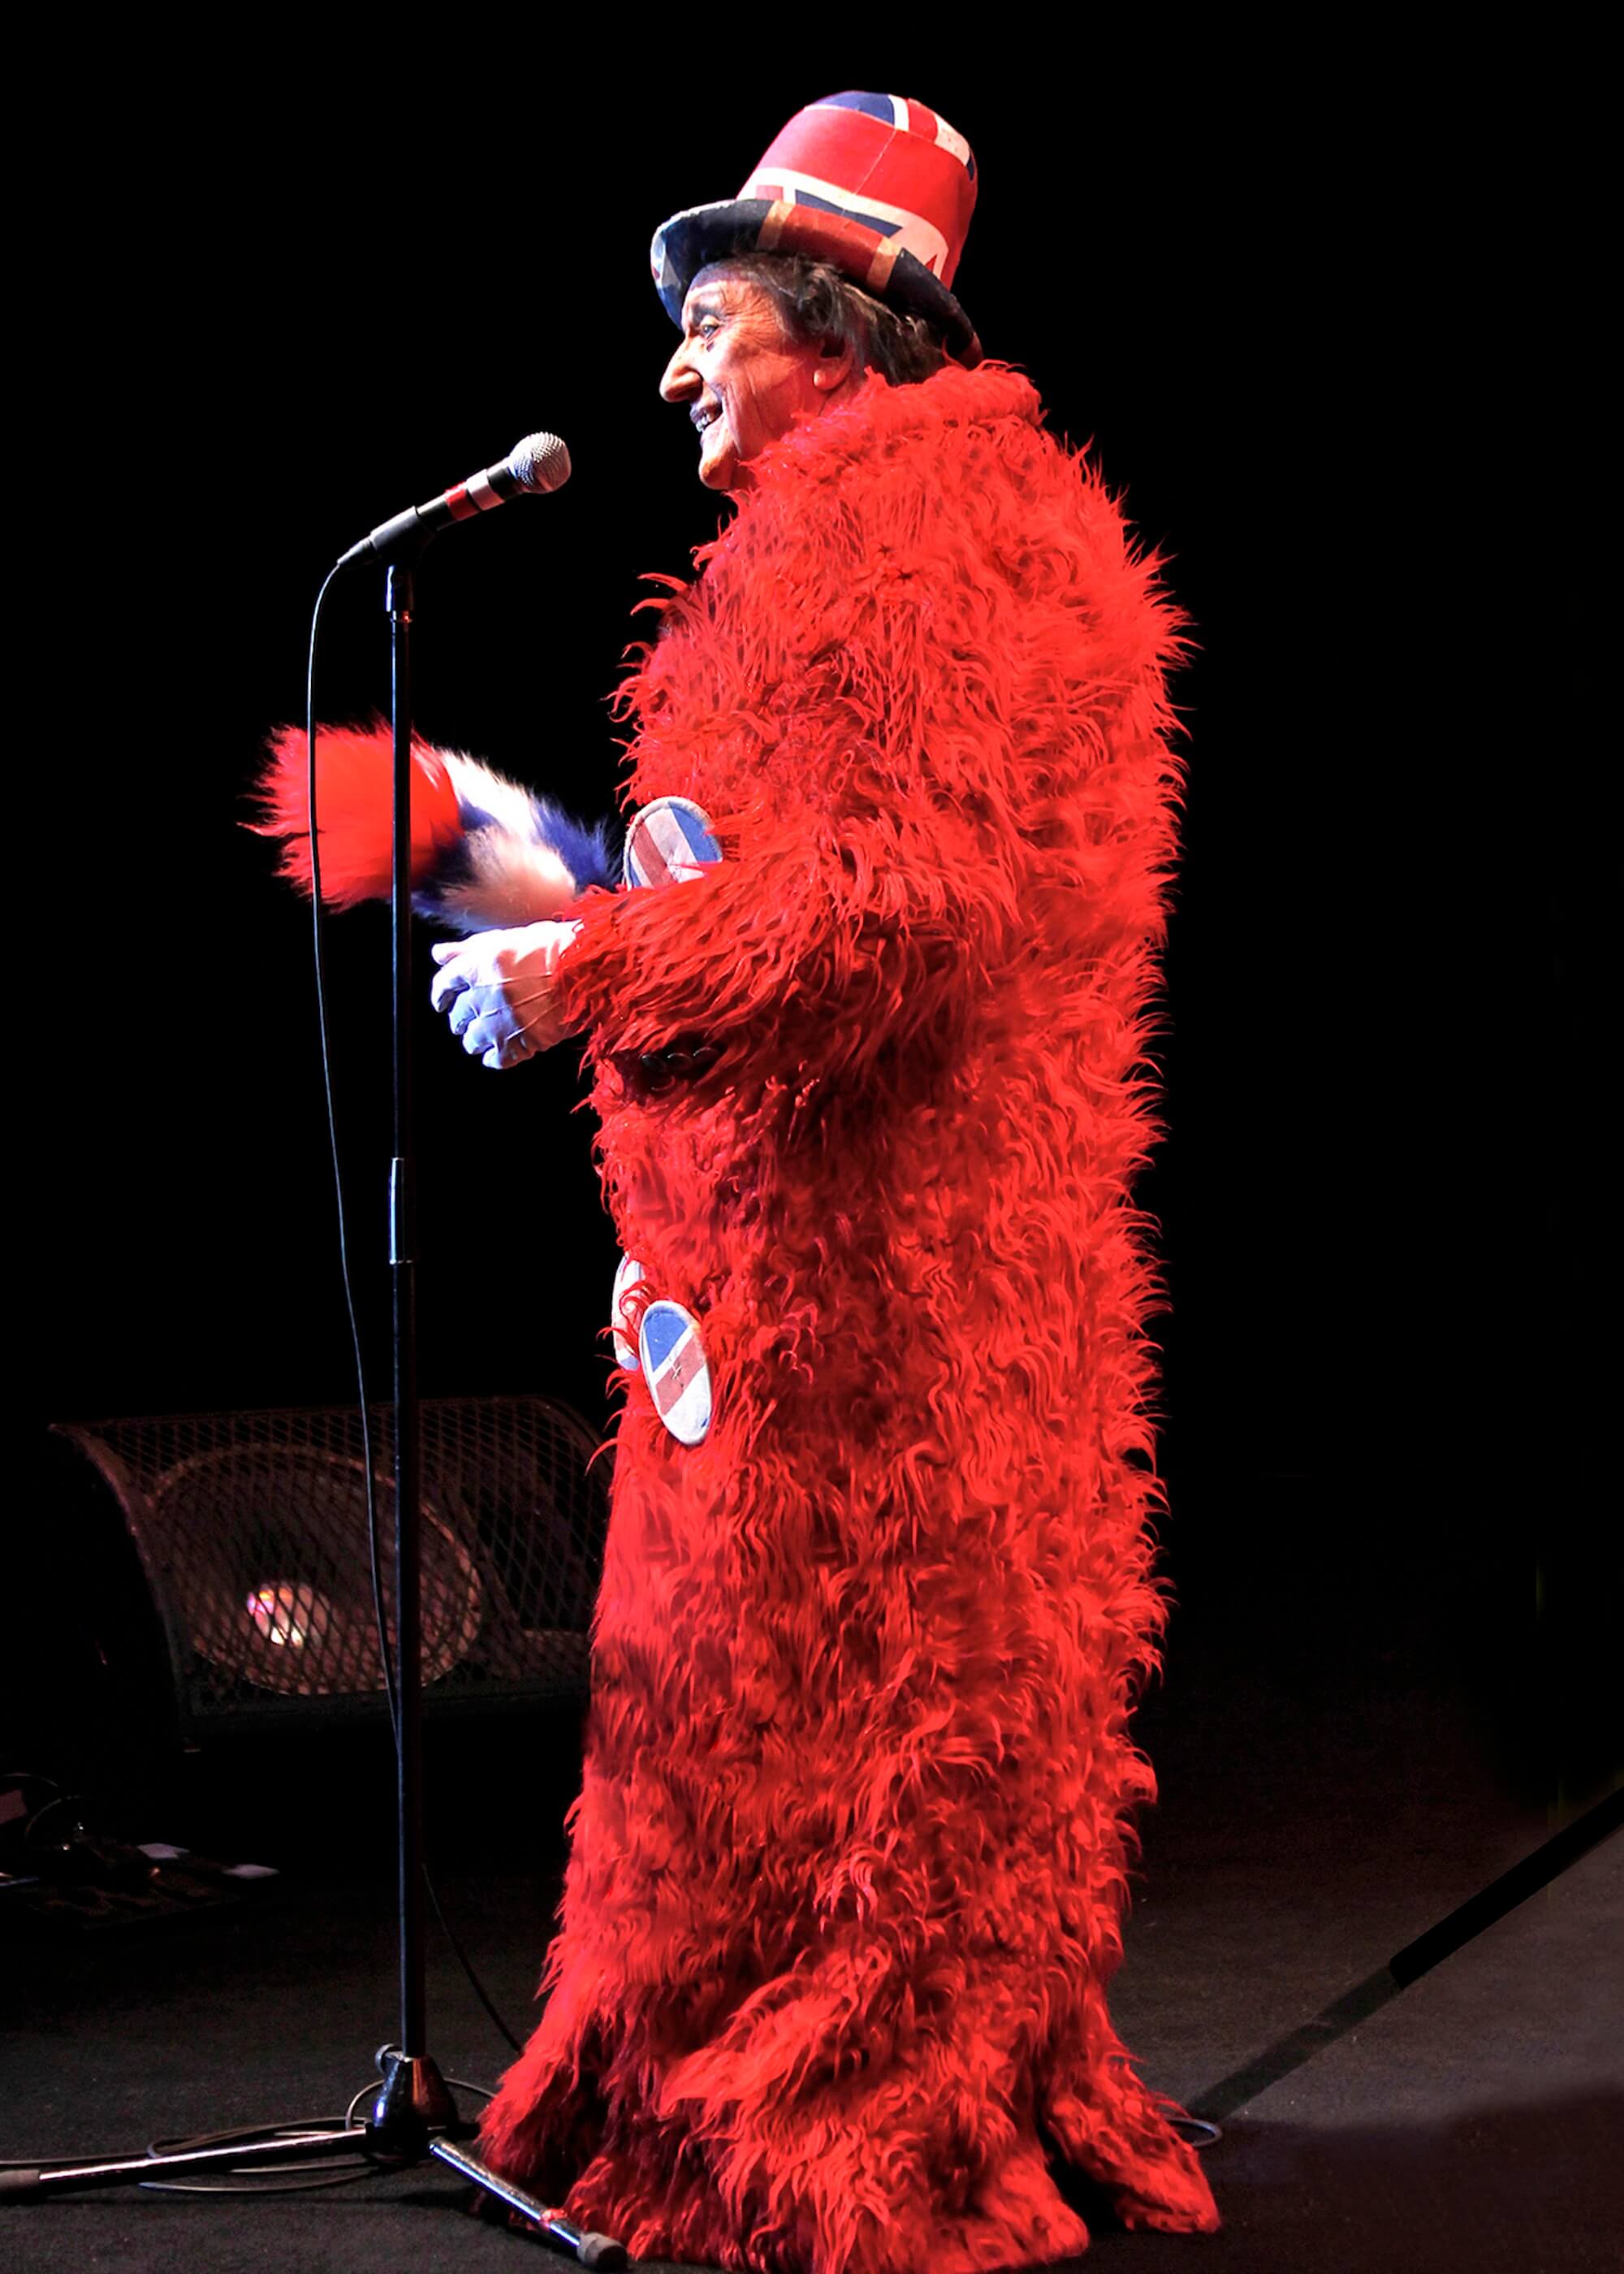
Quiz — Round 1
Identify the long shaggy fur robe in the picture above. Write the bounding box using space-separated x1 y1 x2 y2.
484 361 1217 2268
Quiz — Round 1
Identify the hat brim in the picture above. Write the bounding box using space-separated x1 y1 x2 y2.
653 198 982 366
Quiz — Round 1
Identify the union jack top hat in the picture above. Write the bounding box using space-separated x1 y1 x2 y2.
651 91 982 365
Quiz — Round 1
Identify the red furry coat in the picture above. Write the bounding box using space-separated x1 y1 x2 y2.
480 361 1218 2269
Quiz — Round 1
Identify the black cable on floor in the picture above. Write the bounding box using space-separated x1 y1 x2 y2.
1188 1786 1622 2125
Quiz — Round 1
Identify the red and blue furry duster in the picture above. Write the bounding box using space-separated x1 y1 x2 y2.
263 360 1217 2268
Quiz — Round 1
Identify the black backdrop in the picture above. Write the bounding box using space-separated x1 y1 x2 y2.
28 63 1607 1811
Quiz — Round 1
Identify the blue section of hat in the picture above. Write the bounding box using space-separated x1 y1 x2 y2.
822 90 895 123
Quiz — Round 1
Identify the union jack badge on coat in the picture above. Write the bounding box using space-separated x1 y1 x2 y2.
637 1299 712 1446
623 796 723 890
611 1252 646 1371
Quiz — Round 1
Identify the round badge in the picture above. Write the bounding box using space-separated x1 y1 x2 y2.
623 796 723 890
611 1253 646 1371
637 1299 712 1447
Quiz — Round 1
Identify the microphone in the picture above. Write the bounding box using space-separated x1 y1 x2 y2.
336 431 571 570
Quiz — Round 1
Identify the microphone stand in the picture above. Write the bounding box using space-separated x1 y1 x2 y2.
374 548 446 2154
1 539 625 2272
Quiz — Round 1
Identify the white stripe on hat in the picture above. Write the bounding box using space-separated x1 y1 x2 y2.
932 114 972 168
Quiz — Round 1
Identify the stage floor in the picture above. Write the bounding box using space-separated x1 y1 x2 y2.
3 1645 1618 2274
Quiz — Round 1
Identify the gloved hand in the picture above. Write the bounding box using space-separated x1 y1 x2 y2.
429 920 581 1069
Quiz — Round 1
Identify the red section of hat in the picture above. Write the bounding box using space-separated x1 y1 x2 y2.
747 99 977 288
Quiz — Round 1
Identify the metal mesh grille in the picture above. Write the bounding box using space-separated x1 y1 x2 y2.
53 1399 609 1731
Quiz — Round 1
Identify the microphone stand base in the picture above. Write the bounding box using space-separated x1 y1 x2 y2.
364 2045 460 2164
434 2135 628 2269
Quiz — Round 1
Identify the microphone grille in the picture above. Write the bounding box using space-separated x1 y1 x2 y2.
507 431 572 495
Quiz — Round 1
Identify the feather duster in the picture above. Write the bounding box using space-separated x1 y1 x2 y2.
472 360 1219 2272
253 721 618 929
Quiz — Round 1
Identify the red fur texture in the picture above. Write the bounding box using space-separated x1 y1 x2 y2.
253 724 460 906
481 362 1219 2268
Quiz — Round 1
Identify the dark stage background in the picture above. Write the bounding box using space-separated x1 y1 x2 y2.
24 63 1611 1825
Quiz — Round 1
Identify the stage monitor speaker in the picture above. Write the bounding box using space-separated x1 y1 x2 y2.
47 1397 609 1736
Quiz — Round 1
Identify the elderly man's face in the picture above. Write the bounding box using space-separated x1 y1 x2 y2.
660 266 851 490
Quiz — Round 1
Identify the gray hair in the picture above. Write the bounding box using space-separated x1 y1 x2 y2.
707 251 950 387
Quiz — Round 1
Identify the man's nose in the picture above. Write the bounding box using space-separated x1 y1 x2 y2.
659 341 699 404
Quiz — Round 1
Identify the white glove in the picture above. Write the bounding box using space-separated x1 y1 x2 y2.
429 920 581 1070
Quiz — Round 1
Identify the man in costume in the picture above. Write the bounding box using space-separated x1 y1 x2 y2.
263 90 1218 2272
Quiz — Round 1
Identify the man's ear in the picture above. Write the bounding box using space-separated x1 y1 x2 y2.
814 335 858 392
